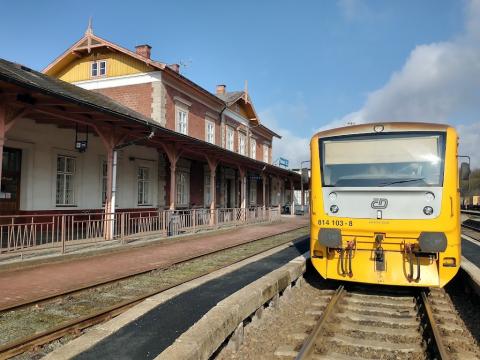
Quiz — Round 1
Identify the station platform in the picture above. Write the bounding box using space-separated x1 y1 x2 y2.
0 216 308 311
461 233 480 290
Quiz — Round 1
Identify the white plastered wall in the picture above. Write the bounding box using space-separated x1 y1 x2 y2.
5 118 163 211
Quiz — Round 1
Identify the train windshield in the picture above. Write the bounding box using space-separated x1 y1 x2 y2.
320 132 446 187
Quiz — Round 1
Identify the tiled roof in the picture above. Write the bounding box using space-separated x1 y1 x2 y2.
215 91 244 105
0 58 152 125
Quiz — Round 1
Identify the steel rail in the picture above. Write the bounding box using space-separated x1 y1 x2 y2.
420 290 449 360
461 210 480 216
462 223 480 234
0 233 309 359
0 226 308 313
295 285 345 360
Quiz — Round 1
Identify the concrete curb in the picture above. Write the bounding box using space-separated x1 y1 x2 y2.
156 251 309 360
43 241 305 360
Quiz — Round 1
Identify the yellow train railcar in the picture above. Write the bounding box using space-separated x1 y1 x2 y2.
310 122 468 287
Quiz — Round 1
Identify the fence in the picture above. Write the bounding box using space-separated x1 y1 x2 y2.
0 206 281 256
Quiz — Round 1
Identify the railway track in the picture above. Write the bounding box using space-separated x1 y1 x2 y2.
0 229 308 360
294 285 479 360
462 227 480 242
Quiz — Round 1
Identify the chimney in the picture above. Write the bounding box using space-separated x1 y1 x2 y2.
135 44 152 59
216 84 226 95
169 63 180 73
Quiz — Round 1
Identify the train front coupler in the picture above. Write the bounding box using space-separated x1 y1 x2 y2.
338 240 355 277
404 243 421 282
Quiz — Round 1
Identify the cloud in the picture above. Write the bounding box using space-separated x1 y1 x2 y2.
263 0 480 168
339 0 480 166
259 101 311 168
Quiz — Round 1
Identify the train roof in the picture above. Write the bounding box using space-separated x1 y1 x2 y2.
312 122 452 139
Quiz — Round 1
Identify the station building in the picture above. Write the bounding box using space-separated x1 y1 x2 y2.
0 25 301 252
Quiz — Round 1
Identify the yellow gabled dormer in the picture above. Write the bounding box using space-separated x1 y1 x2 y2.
43 21 165 83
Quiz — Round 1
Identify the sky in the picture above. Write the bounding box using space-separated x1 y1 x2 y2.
0 0 478 167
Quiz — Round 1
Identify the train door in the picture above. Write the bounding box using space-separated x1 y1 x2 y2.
0 147 22 213
226 179 232 208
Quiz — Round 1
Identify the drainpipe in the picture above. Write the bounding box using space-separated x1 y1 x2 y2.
219 104 227 148
109 130 155 237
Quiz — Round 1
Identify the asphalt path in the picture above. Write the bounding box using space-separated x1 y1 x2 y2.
74 237 309 360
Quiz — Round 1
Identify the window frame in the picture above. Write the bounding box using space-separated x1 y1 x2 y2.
91 60 107 78
56 155 76 206
226 126 234 151
137 166 151 206
205 119 215 144
319 131 447 188
204 171 211 207
176 107 189 135
249 178 257 206
176 171 190 207
238 132 246 155
263 144 269 163
250 138 257 159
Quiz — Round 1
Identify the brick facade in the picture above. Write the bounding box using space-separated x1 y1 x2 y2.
164 85 221 145
94 83 153 119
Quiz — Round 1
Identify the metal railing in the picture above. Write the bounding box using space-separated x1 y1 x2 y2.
0 206 281 256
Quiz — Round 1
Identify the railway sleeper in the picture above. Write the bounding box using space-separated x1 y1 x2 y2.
431 311 462 324
340 299 416 314
437 321 469 334
339 329 422 345
342 292 414 304
323 334 424 354
311 351 379 360
334 321 421 339
335 312 418 327
429 302 454 313
449 349 480 360
442 333 480 351
342 296 415 310
305 309 325 316
338 304 417 318
428 296 451 306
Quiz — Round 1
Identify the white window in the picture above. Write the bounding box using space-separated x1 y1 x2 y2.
176 171 189 206
226 126 234 151
205 120 215 144
176 108 188 135
91 60 106 77
56 155 75 206
137 167 151 205
249 179 257 206
250 138 257 159
263 144 269 163
239 133 246 155
204 172 211 206
99 61 106 76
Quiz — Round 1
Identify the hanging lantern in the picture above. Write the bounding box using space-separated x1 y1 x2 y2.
75 123 89 152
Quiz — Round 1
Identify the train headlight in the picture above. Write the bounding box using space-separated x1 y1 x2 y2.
329 192 337 201
330 205 339 213
423 206 434 215
425 192 435 202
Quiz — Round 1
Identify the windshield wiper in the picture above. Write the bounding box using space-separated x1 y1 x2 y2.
378 178 425 187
